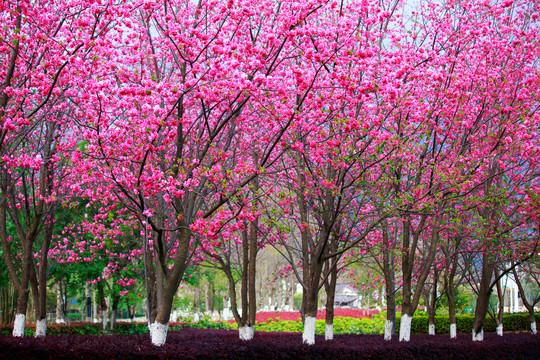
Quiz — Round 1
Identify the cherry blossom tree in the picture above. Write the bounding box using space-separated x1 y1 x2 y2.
71 0 357 345
0 0 124 337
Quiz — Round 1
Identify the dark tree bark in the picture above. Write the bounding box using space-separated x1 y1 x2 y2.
323 257 338 340
110 293 120 331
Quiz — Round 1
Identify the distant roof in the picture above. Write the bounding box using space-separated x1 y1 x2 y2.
336 283 358 294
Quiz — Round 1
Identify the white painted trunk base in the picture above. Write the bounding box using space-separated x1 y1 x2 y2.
472 328 484 341
239 326 255 341
531 321 537 335
55 318 65 324
149 322 169 346
35 319 47 337
302 316 316 345
428 323 435 335
13 314 25 337
384 320 394 341
450 323 457 339
496 324 503 336
325 323 333 340
399 315 412 342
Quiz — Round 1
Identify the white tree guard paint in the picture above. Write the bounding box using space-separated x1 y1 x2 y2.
384 320 394 341
428 324 435 335
450 323 457 339
472 328 484 341
325 324 334 340
496 324 503 336
302 316 316 345
399 315 412 342
239 326 255 340
13 314 26 337
35 319 47 337
149 322 169 346
531 321 537 335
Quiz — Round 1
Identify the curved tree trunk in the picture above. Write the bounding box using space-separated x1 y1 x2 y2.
472 254 495 341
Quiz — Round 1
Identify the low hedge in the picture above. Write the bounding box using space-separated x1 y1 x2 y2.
0 320 233 336
0 322 102 336
1 313 537 336
250 312 539 335
109 320 234 335
250 315 386 335
395 313 540 335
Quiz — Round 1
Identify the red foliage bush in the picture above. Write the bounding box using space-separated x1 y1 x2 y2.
0 328 537 360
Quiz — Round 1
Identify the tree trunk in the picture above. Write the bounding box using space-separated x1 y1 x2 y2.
13 242 34 338
110 294 120 331
447 285 457 339
208 282 215 313
0 285 16 325
147 224 191 346
85 284 92 322
494 273 504 337
324 261 337 341
384 277 396 341
444 251 459 339
98 283 108 331
530 311 537 335
55 283 64 323
302 258 323 345
236 219 258 341
472 253 494 341
381 220 396 340
193 287 200 319
13 285 30 337
289 276 295 310
35 217 53 337
302 285 318 345
424 274 438 336
126 298 136 323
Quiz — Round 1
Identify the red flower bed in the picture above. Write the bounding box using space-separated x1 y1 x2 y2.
0 328 538 359
255 308 379 323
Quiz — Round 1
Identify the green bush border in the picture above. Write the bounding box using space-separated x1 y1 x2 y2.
395 313 540 334
0 313 537 336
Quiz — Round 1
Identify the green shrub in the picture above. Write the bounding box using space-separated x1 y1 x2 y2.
0 313 536 337
254 314 386 335
113 322 147 335
0 322 103 336
394 312 540 334
256 319 303 333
